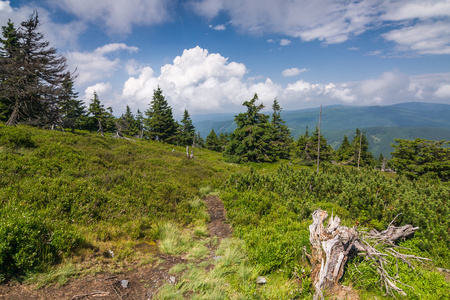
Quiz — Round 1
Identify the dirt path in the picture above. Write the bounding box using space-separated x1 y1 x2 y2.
204 195 232 241
0 195 231 300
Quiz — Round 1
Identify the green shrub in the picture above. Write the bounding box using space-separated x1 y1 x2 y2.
222 164 450 296
0 125 34 149
0 208 83 280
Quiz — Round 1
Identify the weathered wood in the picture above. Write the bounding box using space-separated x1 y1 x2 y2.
186 146 194 159
309 210 357 300
309 209 428 299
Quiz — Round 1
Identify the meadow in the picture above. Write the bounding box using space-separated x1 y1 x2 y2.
0 124 449 299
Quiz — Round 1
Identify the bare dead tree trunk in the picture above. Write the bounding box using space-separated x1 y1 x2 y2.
381 158 386 171
6 99 20 126
97 119 104 137
316 105 322 175
309 209 429 300
186 146 194 159
357 131 362 170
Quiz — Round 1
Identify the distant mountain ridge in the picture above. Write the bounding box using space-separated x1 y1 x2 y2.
192 102 450 157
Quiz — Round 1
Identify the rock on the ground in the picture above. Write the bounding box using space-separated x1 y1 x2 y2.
256 276 267 284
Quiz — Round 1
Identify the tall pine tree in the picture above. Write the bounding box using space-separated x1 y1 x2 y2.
293 126 333 165
0 12 70 126
179 109 196 146
205 129 221 151
351 128 374 167
271 98 293 159
144 87 177 143
118 105 139 136
88 92 111 136
0 19 18 121
335 135 352 163
224 94 278 163
58 74 85 132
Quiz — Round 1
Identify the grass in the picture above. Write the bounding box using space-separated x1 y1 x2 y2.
156 238 304 300
2 124 448 299
26 263 78 288
0 125 239 282
158 222 193 255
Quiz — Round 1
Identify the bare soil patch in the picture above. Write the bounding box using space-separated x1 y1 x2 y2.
0 195 231 300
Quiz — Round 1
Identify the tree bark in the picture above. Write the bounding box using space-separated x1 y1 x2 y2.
316 105 322 174
309 209 428 299
5 98 20 126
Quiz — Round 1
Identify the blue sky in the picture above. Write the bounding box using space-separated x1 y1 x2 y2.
1 0 450 118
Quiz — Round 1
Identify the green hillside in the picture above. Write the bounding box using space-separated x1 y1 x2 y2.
1 124 449 299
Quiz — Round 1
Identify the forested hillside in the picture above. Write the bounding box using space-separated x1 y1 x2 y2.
193 103 450 157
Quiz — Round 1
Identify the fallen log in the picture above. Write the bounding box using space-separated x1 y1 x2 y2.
309 209 429 300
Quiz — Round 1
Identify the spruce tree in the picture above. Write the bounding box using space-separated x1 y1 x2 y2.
0 12 70 126
144 87 177 143
271 98 293 159
335 135 352 163
118 105 139 136
179 109 196 146
58 74 85 132
390 138 450 181
88 92 108 136
351 128 374 167
293 126 333 165
136 109 144 138
0 19 18 121
205 129 221 151
218 132 229 152
224 94 277 163
294 127 314 165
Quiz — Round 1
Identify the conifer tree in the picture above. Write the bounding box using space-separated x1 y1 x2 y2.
136 109 144 138
218 132 229 152
294 126 333 165
144 87 177 143
271 98 293 159
118 105 139 136
193 131 205 148
390 138 449 181
0 19 18 121
351 128 374 167
88 92 109 136
224 94 277 163
58 74 85 132
205 129 221 151
179 109 196 146
0 12 70 126
294 127 313 164
335 135 352 162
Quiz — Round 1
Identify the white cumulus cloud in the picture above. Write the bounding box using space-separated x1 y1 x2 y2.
209 24 226 30
382 21 450 55
0 0 85 49
121 46 284 114
191 0 450 55
282 67 308 77
67 43 139 86
280 39 291 46
47 0 173 35
119 47 450 115
435 84 450 98
84 82 113 104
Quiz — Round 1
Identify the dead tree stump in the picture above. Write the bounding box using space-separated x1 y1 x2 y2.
309 209 428 300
